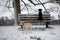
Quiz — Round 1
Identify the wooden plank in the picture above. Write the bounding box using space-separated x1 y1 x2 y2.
18 14 51 22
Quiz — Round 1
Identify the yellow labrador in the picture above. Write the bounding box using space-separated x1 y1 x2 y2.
19 21 32 31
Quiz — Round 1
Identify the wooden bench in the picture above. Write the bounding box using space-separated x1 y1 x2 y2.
18 14 51 28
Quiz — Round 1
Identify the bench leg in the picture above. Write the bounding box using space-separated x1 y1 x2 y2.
46 22 49 28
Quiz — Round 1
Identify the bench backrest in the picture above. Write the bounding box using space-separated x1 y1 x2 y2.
18 14 51 24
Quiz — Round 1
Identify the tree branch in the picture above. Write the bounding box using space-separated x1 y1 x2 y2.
21 0 29 14
28 0 36 6
38 0 47 11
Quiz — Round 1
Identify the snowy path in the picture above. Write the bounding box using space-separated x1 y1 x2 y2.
0 25 60 40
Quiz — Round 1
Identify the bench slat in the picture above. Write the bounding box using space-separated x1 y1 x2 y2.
18 14 51 22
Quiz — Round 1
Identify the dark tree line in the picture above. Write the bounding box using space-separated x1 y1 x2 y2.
0 16 14 26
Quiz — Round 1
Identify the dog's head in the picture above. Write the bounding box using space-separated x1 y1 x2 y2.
19 21 25 25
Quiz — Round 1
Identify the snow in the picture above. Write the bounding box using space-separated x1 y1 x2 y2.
0 25 60 40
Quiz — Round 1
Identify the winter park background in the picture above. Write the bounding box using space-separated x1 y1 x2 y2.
0 0 60 40
0 0 60 26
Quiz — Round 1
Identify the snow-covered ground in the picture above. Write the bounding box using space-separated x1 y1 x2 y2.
0 25 60 40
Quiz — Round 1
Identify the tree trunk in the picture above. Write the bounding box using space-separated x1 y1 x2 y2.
14 0 20 26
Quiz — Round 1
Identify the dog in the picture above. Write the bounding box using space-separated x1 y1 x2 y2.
19 21 32 31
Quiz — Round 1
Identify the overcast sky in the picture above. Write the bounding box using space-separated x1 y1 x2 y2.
0 0 60 20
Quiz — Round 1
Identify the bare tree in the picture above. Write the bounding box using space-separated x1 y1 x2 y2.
1 0 60 14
